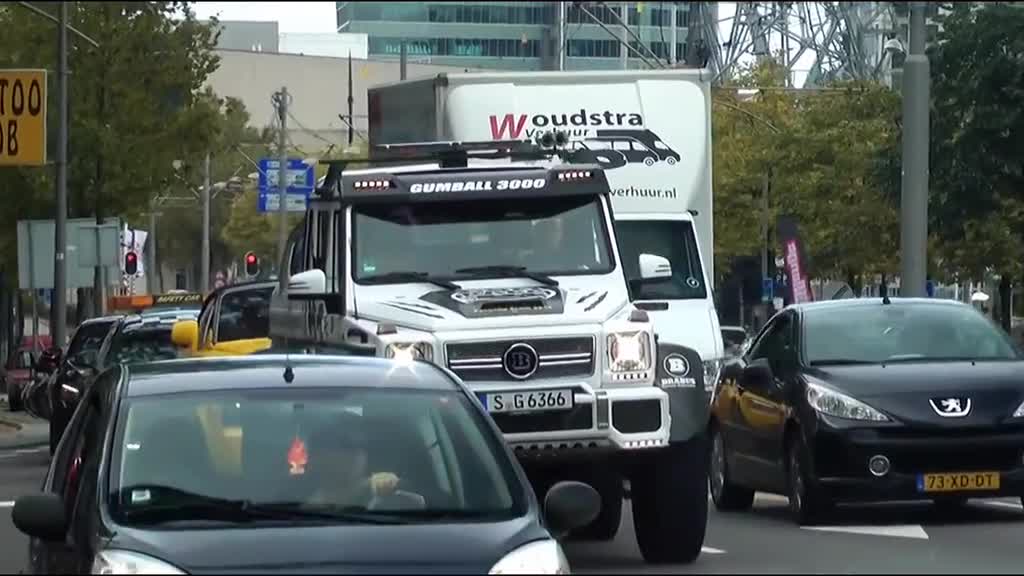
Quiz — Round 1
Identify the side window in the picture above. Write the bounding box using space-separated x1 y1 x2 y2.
615 220 708 300
289 219 308 276
749 314 793 375
198 294 218 346
215 288 275 343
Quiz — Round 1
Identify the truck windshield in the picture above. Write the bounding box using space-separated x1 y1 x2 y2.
352 195 615 281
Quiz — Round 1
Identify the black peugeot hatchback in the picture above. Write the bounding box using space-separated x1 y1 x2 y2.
12 355 599 574
710 298 1024 524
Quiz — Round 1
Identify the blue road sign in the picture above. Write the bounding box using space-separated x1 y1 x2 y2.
257 158 315 213
762 277 774 302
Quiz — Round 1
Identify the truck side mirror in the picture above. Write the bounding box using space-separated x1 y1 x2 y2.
639 253 672 280
288 269 327 300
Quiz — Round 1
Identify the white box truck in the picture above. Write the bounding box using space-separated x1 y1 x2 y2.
368 70 724 380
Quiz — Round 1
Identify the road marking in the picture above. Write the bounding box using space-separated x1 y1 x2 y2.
701 546 726 554
802 524 929 540
0 501 14 508
15 447 45 454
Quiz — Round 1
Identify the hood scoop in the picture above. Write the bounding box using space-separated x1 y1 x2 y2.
418 286 567 319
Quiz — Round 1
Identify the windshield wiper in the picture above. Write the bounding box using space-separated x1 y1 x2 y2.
117 486 403 525
360 271 461 291
454 265 559 287
809 359 878 366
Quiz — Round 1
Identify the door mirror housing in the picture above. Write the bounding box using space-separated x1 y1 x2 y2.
742 357 775 389
171 320 200 351
542 481 602 540
638 253 672 280
12 494 67 542
287 269 327 301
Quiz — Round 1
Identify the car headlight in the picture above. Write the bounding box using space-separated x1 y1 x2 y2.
92 550 186 575
383 342 433 363
806 380 889 422
606 331 652 373
703 359 723 392
489 540 570 575
1013 400 1024 418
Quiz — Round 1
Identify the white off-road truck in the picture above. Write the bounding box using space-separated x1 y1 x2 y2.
269 139 711 564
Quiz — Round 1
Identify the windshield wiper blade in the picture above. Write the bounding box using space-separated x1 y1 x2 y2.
454 265 559 287
361 271 460 291
809 359 878 366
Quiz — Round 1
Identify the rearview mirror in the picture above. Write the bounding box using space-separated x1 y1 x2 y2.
171 320 200 351
12 494 67 542
639 253 672 280
742 357 774 389
543 481 601 540
288 269 327 300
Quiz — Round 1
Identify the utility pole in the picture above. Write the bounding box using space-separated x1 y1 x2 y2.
275 87 290 292
669 2 678 65
899 1 930 297
557 1 566 71
53 1 69 347
399 42 407 80
200 152 211 294
147 196 158 294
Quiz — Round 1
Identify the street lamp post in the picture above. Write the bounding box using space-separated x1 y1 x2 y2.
899 2 930 297
53 1 69 346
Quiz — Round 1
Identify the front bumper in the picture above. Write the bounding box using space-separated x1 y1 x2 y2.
811 419 1024 502
472 381 671 458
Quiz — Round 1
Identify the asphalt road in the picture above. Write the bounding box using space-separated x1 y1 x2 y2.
0 446 1022 574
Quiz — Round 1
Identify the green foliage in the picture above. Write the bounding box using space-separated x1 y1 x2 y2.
0 2 223 286
712 60 901 285
929 3 1024 281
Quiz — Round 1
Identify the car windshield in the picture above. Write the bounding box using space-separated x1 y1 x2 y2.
106 327 181 366
803 303 1021 365
353 194 614 281
108 387 524 527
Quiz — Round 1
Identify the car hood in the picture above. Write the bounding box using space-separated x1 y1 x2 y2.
110 517 544 574
353 276 631 333
807 360 1024 426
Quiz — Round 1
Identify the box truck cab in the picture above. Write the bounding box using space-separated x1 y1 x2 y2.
368 69 725 398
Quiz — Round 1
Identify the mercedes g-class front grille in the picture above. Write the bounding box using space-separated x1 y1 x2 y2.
445 336 595 382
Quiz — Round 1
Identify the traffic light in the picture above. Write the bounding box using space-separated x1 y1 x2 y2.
244 252 260 278
124 251 138 276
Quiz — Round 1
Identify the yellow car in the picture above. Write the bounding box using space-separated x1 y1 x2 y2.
172 282 276 357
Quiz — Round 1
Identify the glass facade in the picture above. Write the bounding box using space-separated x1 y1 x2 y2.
336 1 697 71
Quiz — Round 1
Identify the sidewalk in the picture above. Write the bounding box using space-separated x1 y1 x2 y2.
0 395 48 450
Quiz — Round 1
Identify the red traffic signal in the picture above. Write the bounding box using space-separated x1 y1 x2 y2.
244 251 260 277
124 251 138 276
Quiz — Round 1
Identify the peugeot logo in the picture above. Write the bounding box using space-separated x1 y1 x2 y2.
503 343 539 380
929 397 971 418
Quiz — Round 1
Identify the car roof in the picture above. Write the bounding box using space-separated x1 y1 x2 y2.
789 297 969 315
122 355 461 398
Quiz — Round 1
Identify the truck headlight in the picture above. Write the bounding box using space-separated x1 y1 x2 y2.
383 342 434 363
607 331 652 373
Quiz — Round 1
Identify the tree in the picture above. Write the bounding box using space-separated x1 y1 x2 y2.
0 2 222 289
929 3 1024 326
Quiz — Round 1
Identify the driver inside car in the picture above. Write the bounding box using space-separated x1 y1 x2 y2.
304 413 404 509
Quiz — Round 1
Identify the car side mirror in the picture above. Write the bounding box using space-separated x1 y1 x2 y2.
171 320 200 351
288 269 327 300
638 253 672 280
12 494 67 542
742 357 774 389
543 481 601 540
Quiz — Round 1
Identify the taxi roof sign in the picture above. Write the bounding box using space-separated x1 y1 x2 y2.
108 292 203 312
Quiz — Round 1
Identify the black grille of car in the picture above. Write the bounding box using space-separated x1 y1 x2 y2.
490 405 594 434
446 337 595 382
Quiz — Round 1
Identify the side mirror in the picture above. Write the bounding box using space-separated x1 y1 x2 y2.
12 494 67 542
742 357 774 389
543 481 602 540
638 253 672 280
288 269 327 300
171 320 200 351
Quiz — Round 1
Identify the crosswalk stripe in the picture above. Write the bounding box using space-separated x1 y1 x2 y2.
802 524 929 539
702 546 726 554
978 500 1022 510
0 501 14 508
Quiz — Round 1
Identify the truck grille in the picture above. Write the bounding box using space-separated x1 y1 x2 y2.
445 337 595 382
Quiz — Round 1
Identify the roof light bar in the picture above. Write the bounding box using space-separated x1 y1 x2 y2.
557 170 593 182
353 179 393 190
